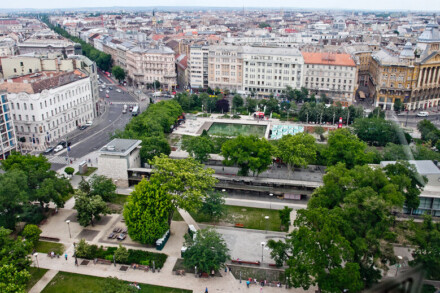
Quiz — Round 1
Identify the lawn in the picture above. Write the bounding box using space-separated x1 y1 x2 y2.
75 167 97 176
41 272 192 293
35 240 65 255
172 209 184 221
26 267 48 291
107 194 129 213
190 205 282 232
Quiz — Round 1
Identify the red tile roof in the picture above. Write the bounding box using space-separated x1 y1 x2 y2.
302 52 356 67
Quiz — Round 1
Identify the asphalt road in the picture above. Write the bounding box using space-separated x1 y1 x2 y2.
45 73 145 168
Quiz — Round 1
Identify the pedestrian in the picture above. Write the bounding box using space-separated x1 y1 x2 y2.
246 280 250 288
75 258 78 266
64 253 67 260
205 287 208 293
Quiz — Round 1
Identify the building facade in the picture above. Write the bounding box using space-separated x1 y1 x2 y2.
208 45 243 91
0 71 95 150
242 46 304 97
189 45 209 89
126 46 177 90
302 52 357 105
0 92 17 159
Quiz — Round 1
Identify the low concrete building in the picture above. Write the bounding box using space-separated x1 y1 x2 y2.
97 139 142 188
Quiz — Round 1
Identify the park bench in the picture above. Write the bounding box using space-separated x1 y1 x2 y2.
200 272 209 278
96 258 112 265
231 259 260 266
39 236 60 242
175 269 185 276
131 263 149 272
234 223 244 228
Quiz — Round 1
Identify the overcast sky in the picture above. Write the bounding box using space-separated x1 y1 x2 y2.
3 0 440 11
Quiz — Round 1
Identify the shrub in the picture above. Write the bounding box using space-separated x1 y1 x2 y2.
105 255 113 261
115 244 129 263
272 113 281 119
22 224 42 247
64 167 75 176
232 114 241 119
140 260 150 266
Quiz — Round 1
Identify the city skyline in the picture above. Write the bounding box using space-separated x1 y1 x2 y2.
2 0 440 12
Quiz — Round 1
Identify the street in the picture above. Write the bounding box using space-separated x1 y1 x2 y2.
45 71 148 170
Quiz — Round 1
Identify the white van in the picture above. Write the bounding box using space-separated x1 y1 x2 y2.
122 104 127 114
417 111 429 117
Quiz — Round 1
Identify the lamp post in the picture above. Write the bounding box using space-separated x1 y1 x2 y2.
34 253 39 268
66 220 71 238
395 255 403 276
269 193 273 210
195 266 197 278
264 216 269 234
261 242 265 263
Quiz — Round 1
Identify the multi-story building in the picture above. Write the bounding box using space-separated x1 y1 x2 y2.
126 46 177 90
208 45 243 91
189 45 209 89
370 44 415 110
0 70 95 150
18 30 80 56
302 52 357 105
0 38 17 57
1 53 100 117
0 91 17 159
242 46 304 97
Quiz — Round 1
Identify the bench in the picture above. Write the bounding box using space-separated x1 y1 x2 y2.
96 258 112 265
175 269 185 276
131 263 149 272
39 236 60 242
231 259 261 266
234 223 244 228
200 272 209 278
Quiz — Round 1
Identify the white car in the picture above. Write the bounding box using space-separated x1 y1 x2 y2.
85 120 93 126
106 90 110 94
53 145 64 153
116 89 122 93
417 111 429 117
99 89 103 92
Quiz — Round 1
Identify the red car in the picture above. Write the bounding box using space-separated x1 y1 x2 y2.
106 94 109 98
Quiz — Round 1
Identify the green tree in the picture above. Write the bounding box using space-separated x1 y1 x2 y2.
245 98 257 112
278 206 293 231
22 224 41 247
324 128 372 169
0 170 29 229
89 174 117 202
0 227 31 271
368 107 386 119
64 167 75 176
418 119 440 144
149 155 217 224
0 264 30 293
352 118 402 146
182 136 214 163
258 22 271 28
394 99 404 112
139 136 171 163
74 191 108 227
276 133 317 169
183 228 230 274
153 80 161 90
409 216 440 280
221 135 273 176
112 66 126 83
123 178 172 244
78 176 91 195
114 244 129 263
232 94 244 110
199 192 226 223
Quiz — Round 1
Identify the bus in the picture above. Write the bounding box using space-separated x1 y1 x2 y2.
132 106 139 116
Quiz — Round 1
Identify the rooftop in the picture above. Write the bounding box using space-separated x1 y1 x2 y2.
99 139 142 157
302 52 356 67
380 160 440 175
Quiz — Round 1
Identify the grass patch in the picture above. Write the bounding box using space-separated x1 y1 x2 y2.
172 209 184 221
35 240 65 255
107 194 129 213
75 167 97 176
41 271 192 293
26 267 49 291
190 205 282 231
62 193 74 202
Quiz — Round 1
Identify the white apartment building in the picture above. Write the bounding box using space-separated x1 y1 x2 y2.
126 46 177 90
242 46 304 97
302 52 357 104
189 45 209 89
0 71 95 150
0 91 17 159
208 45 243 91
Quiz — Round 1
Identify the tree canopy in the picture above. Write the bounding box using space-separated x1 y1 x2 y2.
182 136 214 163
112 66 126 83
123 178 172 245
276 133 317 169
183 228 230 274
221 135 273 176
74 191 108 226
352 117 407 147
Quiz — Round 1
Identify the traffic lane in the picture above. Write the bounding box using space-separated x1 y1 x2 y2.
99 88 137 103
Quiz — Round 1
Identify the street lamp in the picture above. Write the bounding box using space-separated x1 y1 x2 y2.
395 255 403 276
195 266 197 278
264 216 269 234
66 220 71 238
34 253 39 268
269 193 273 210
261 242 266 263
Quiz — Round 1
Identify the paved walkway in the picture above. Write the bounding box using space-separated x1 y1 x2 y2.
29 269 58 293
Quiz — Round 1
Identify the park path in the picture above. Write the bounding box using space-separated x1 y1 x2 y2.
28 269 58 293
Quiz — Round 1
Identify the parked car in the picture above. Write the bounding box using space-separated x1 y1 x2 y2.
129 106 133 112
106 90 110 94
117 233 126 241
43 146 54 154
417 111 429 117
99 88 103 92
109 87 113 90
53 145 64 153
57 141 71 148
85 120 93 126
116 89 122 93
79 125 88 130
